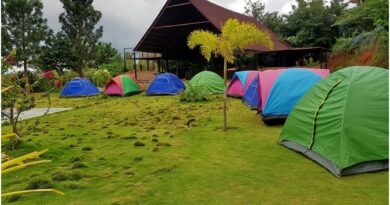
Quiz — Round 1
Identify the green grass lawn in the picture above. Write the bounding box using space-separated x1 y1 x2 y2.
2 93 388 205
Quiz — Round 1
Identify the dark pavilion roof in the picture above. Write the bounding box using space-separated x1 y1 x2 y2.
134 0 290 59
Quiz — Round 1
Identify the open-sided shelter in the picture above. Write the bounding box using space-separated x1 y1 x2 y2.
134 0 289 60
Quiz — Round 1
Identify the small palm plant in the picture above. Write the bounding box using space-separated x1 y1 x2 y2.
187 18 274 131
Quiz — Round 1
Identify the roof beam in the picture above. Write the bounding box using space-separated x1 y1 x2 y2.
166 2 191 8
152 21 210 30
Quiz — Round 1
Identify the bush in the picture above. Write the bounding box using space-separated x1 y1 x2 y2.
92 69 111 87
179 84 209 102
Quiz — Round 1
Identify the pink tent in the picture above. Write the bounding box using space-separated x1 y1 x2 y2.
227 78 243 97
258 68 330 111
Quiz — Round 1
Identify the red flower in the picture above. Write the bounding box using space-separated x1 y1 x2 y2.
55 79 63 88
42 71 55 80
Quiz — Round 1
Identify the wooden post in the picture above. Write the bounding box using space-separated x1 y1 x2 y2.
133 52 138 79
123 48 127 72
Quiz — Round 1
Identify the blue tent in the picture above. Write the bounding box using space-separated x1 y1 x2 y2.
60 78 100 97
242 74 260 109
262 69 322 124
146 73 185 95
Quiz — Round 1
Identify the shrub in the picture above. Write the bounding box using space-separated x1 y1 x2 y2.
179 84 209 102
91 69 112 87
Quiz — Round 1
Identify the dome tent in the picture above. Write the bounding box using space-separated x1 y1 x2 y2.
60 78 100 97
187 71 224 95
147 73 185 95
105 74 141 96
242 72 260 109
280 66 388 177
262 69 324 125
258 68 329 112
227 71 260 98
227 71 248 97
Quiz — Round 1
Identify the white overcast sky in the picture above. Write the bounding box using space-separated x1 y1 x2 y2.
42 0 297 51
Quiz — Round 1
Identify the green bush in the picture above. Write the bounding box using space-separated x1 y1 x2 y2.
179 84 209 102
92 69 112 87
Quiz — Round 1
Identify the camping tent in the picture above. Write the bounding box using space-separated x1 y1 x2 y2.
227 71 260 98
187 71 224 94
105 74 141 96
146 73 185 95
227 71 248 97
242 72 260 109
258 68 329 112
262 69 326 124
279 66 388 177
60 78 100 97
243 68 329 111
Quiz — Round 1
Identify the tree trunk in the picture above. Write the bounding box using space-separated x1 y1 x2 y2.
223 58 227 131
23 60 31 93
78 68 84 78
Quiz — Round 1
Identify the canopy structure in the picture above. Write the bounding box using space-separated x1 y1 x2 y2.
105 74 141 96
280 66 389 177
187 71 224 94
60 78 100 97
146 73 186 95
134 0 289 59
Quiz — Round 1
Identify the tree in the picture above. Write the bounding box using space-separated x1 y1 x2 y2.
244 0 285 38
37 33 78 75
59 0 103 77
244 0 265 21
187 19 274 131
2 0 50 92
281 0 347 48
95 42 120 68
335 0 388 37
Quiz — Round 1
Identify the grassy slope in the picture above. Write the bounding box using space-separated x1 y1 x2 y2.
2 94 388 205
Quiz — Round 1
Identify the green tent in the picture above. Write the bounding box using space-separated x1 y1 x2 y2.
279 66 388 177
187 71 224 94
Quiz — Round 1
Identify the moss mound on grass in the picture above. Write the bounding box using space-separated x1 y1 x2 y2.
26 177 53 189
